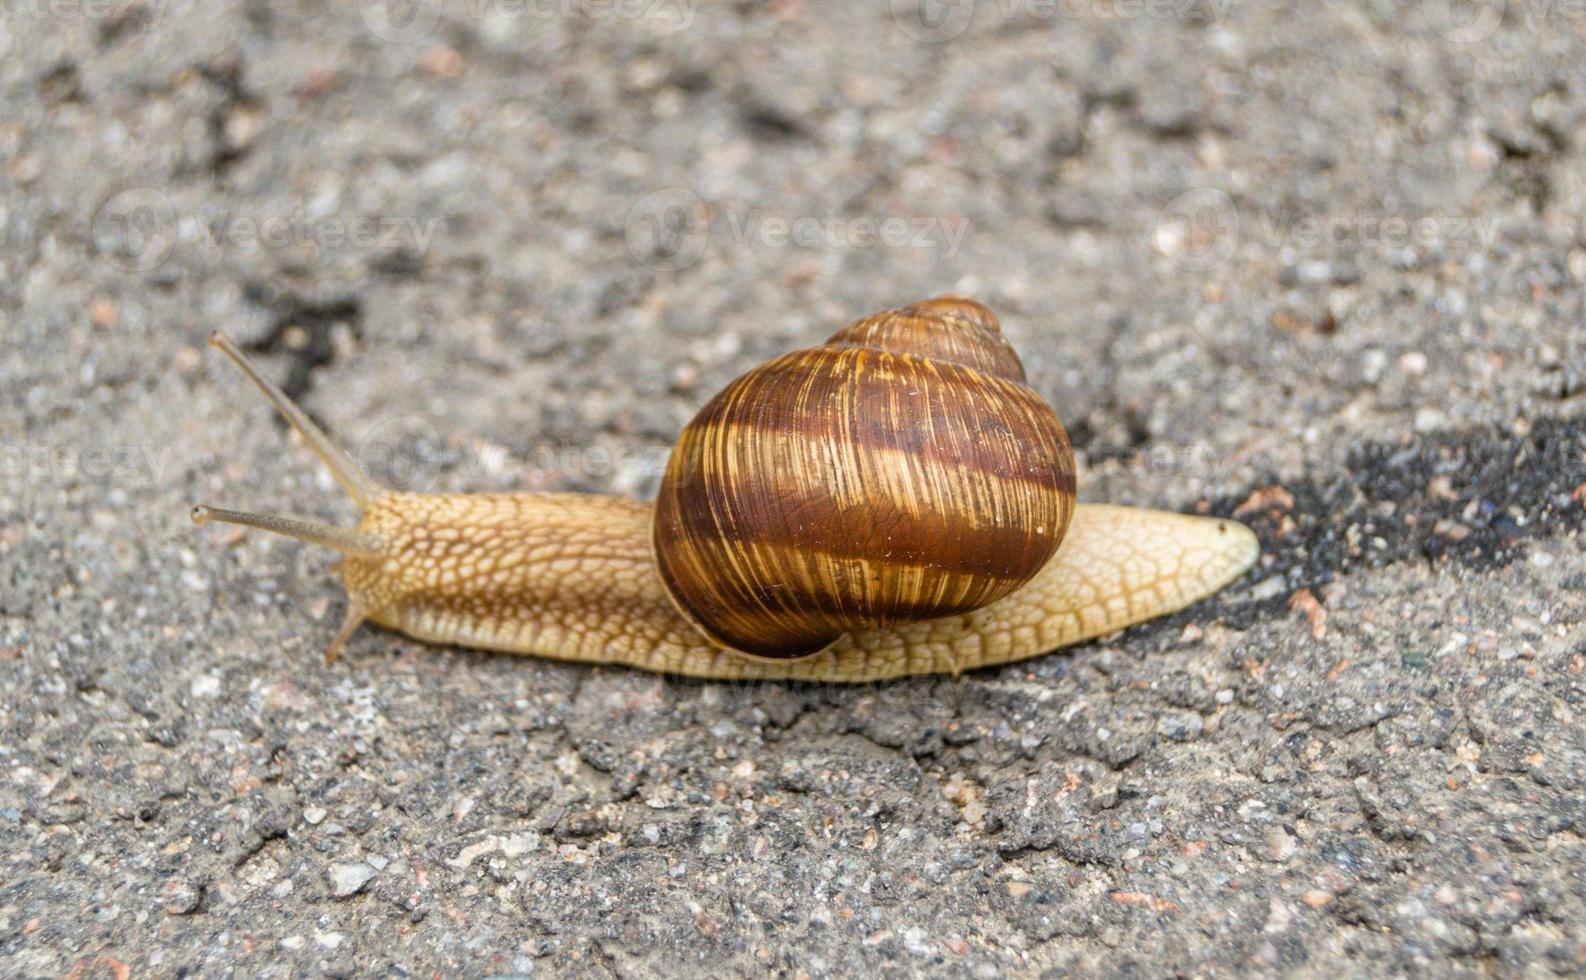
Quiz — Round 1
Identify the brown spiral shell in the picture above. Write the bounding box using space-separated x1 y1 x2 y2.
651 297 1076 659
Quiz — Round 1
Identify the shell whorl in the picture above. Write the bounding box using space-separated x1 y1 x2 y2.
651 297 1076 660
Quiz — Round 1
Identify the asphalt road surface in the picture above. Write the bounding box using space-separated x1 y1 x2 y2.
3 1 1585 975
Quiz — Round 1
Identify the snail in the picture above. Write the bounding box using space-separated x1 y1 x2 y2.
192 297 1259 682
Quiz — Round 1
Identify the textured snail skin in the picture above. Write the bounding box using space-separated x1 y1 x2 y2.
342 492 1258 682
654 297 1075 659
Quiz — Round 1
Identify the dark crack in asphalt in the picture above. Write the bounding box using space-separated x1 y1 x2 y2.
240 282 362 402
1114 414 1586 645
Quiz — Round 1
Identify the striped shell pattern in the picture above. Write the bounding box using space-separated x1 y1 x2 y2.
651 297 1076 659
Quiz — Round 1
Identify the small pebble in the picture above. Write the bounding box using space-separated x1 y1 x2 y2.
418 46 464 78
1248 576 1289 601
160 877 202 915
1156 712 1204 741
327 862 376 898
1362 349 1389 384
669 363 700 393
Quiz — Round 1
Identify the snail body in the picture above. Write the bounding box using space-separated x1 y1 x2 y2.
192 299 1259 682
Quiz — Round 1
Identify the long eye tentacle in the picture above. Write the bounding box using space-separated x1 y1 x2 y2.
189 505 386 557
205 331 387 509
